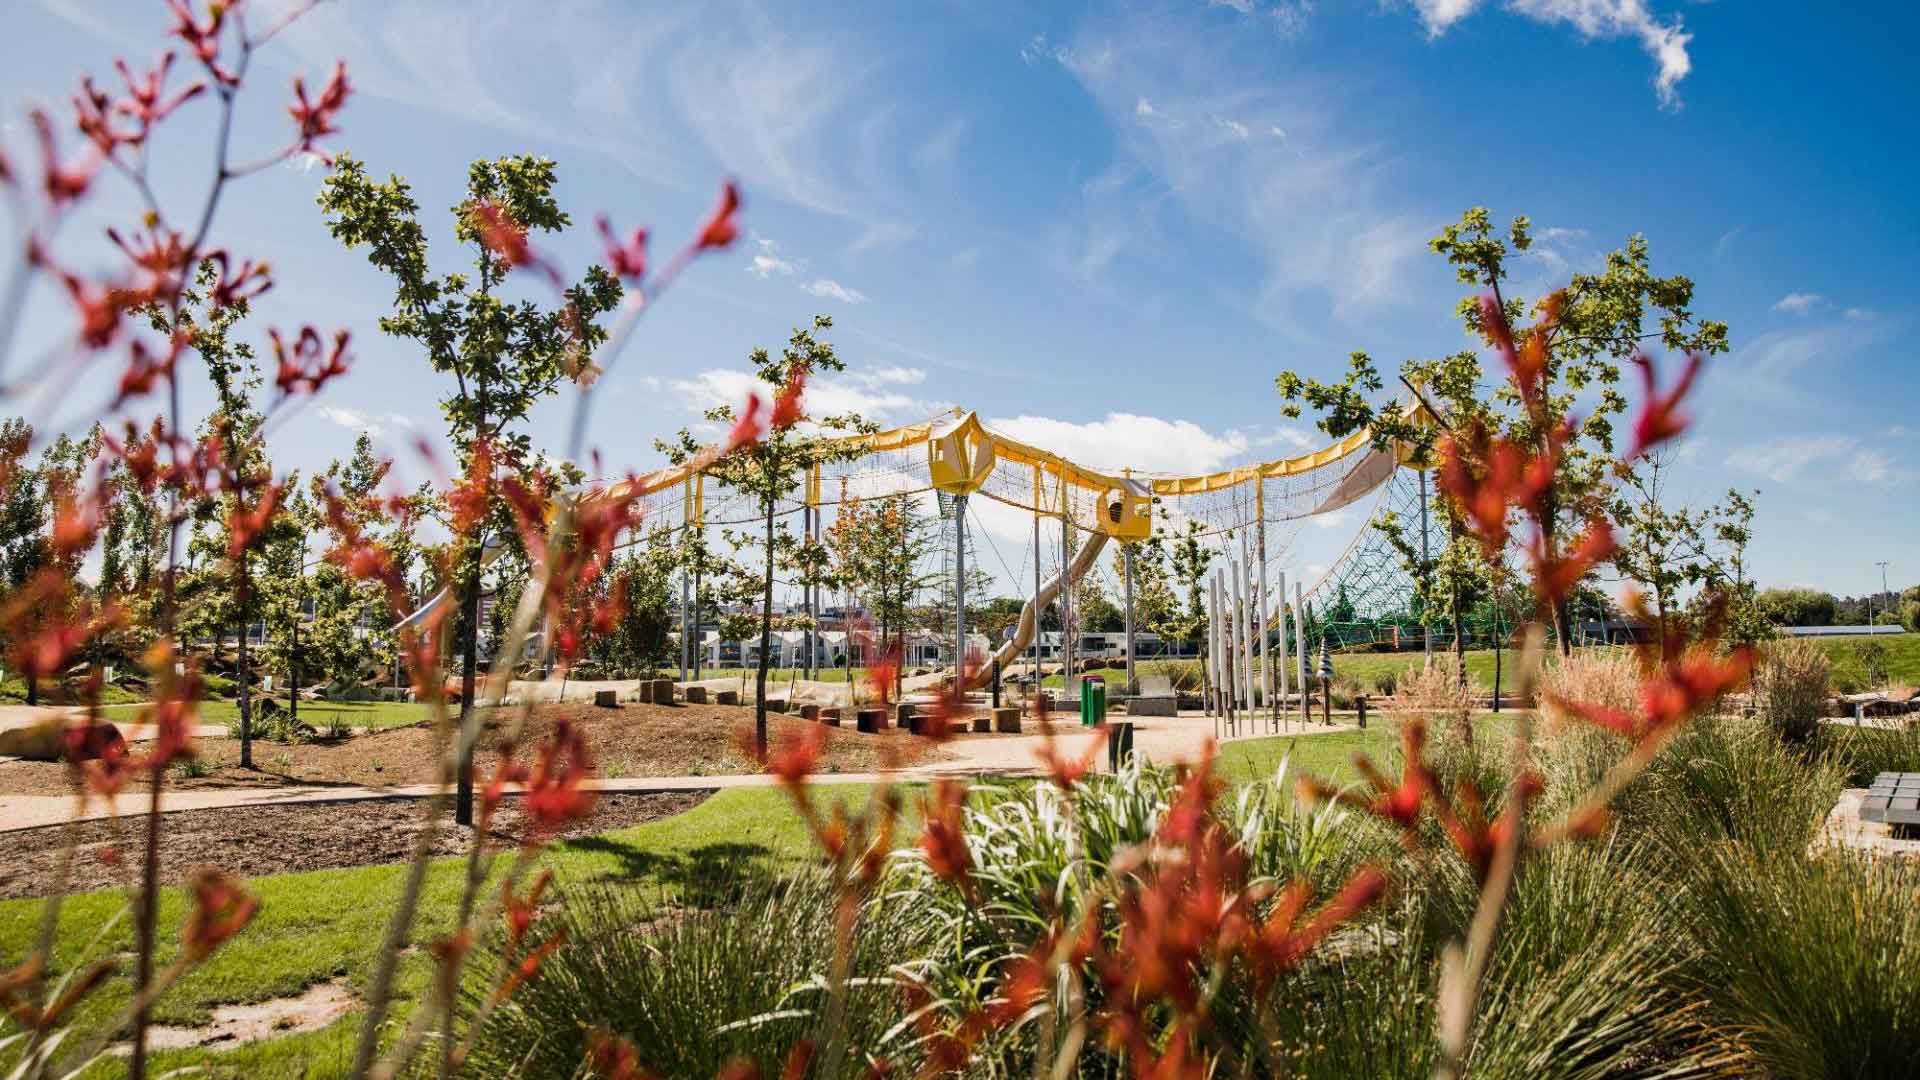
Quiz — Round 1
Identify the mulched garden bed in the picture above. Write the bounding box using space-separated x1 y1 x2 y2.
0 700 942 796
0 790 709 900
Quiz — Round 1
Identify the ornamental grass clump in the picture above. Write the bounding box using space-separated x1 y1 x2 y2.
1752 636 1831 742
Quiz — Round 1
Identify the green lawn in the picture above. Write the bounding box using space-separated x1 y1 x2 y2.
0 784 872 1078
1039 635 1920 696
102 698 433 733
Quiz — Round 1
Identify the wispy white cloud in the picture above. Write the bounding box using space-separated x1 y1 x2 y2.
800 278 869 304
747 233 800 279
672 366 923 423
314 405 414 437
1035 14 1433 326
1725 434 1908 487
1410 0 1695 107
1772 292 1822 315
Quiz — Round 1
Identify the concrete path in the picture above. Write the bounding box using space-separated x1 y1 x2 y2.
0 709 1355 833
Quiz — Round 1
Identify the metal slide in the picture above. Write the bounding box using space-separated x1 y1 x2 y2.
963 527 1109 691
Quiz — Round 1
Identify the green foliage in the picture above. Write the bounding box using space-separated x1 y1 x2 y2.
1756 586 1838 627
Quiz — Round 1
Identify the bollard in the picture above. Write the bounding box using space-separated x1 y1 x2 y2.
1356 694 1367 730
1107 721 1135 773
991 659 1002 708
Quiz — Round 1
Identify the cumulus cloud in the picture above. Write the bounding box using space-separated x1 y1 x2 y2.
985 412 1251 475
800 278 869 304
1772 292 1822 315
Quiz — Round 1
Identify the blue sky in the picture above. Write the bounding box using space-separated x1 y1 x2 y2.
5 0 1916 600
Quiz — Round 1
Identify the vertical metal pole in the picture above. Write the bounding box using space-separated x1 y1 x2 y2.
1295 580 1308 722
1208 571 1221 725
1238 539 1254 727
1419 467 1432 663
1032 505 1042 693
1257 508 1272 730
679 565 690 683
954 493 969 682
1123 543 1136 696
1277 569 1289 730
1228 558 1244 734
1061 486 1073 699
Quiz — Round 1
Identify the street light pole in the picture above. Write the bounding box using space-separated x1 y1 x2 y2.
1875 560 1891 632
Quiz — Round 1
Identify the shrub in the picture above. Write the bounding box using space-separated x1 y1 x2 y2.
1687 847 1920 1077
1753 637 1830 742
458 871 941 1078
1371 668 1399 696
1398 654 1479 726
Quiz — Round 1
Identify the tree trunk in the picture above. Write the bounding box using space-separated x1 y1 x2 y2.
455 538 483 827
1451 584 1466 688
754 495 774 758
237 548 253 768
1492 604 1503 713
25 671 36 706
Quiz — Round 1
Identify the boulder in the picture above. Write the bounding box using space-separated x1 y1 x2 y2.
0 717 123 762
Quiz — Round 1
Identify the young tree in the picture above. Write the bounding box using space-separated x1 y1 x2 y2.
321 153 622 824
662 316 868 754
1161 519 1216 685
827 492 937 702
1277 208 1729 655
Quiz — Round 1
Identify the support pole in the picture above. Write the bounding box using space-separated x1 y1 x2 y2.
679 564 691 683
1061 490 1074 700
1257 509 1272 730
1277 570 1289 730
1209 571 1223 729
953 493 969 682
1238 537 1254 727
1295 580 1308 723
1032 504 1043 694
1123 542 1136 696
1229 558 1245 734
1419 467 1432 664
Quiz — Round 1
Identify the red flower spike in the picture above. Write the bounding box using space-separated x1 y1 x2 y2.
182 868 258 960
780 1041 816 1080
587 1029 656 1080
167 0 236 85
918 779 974 896
520 717 597 835
1246 866 1386 985
597 214 648 283
716 1061 760 1080
1036 722 1107 790
752 722 827 789
1627 351 1703 462
726 392 766 452
696 179 742 250
269 325 352 397
288 61 350 162
32 109 97 206
770 365 807 429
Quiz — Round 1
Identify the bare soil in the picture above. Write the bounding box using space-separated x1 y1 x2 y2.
0 700 943 796
0 790 707 900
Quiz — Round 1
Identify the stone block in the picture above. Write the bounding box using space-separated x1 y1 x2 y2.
799 704 820 721
633 681 654 704
894 701 917 732
971 712 992 734
594 689 619 708
684 686 708 705
819 706 841 727
652 679 677 705
767 699 789 714
993 706 1022 734
715 689 739 706
1126 696 1178 717
855 708 885 733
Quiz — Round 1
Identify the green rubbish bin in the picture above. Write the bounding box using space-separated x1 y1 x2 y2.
1080 674 1105 726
